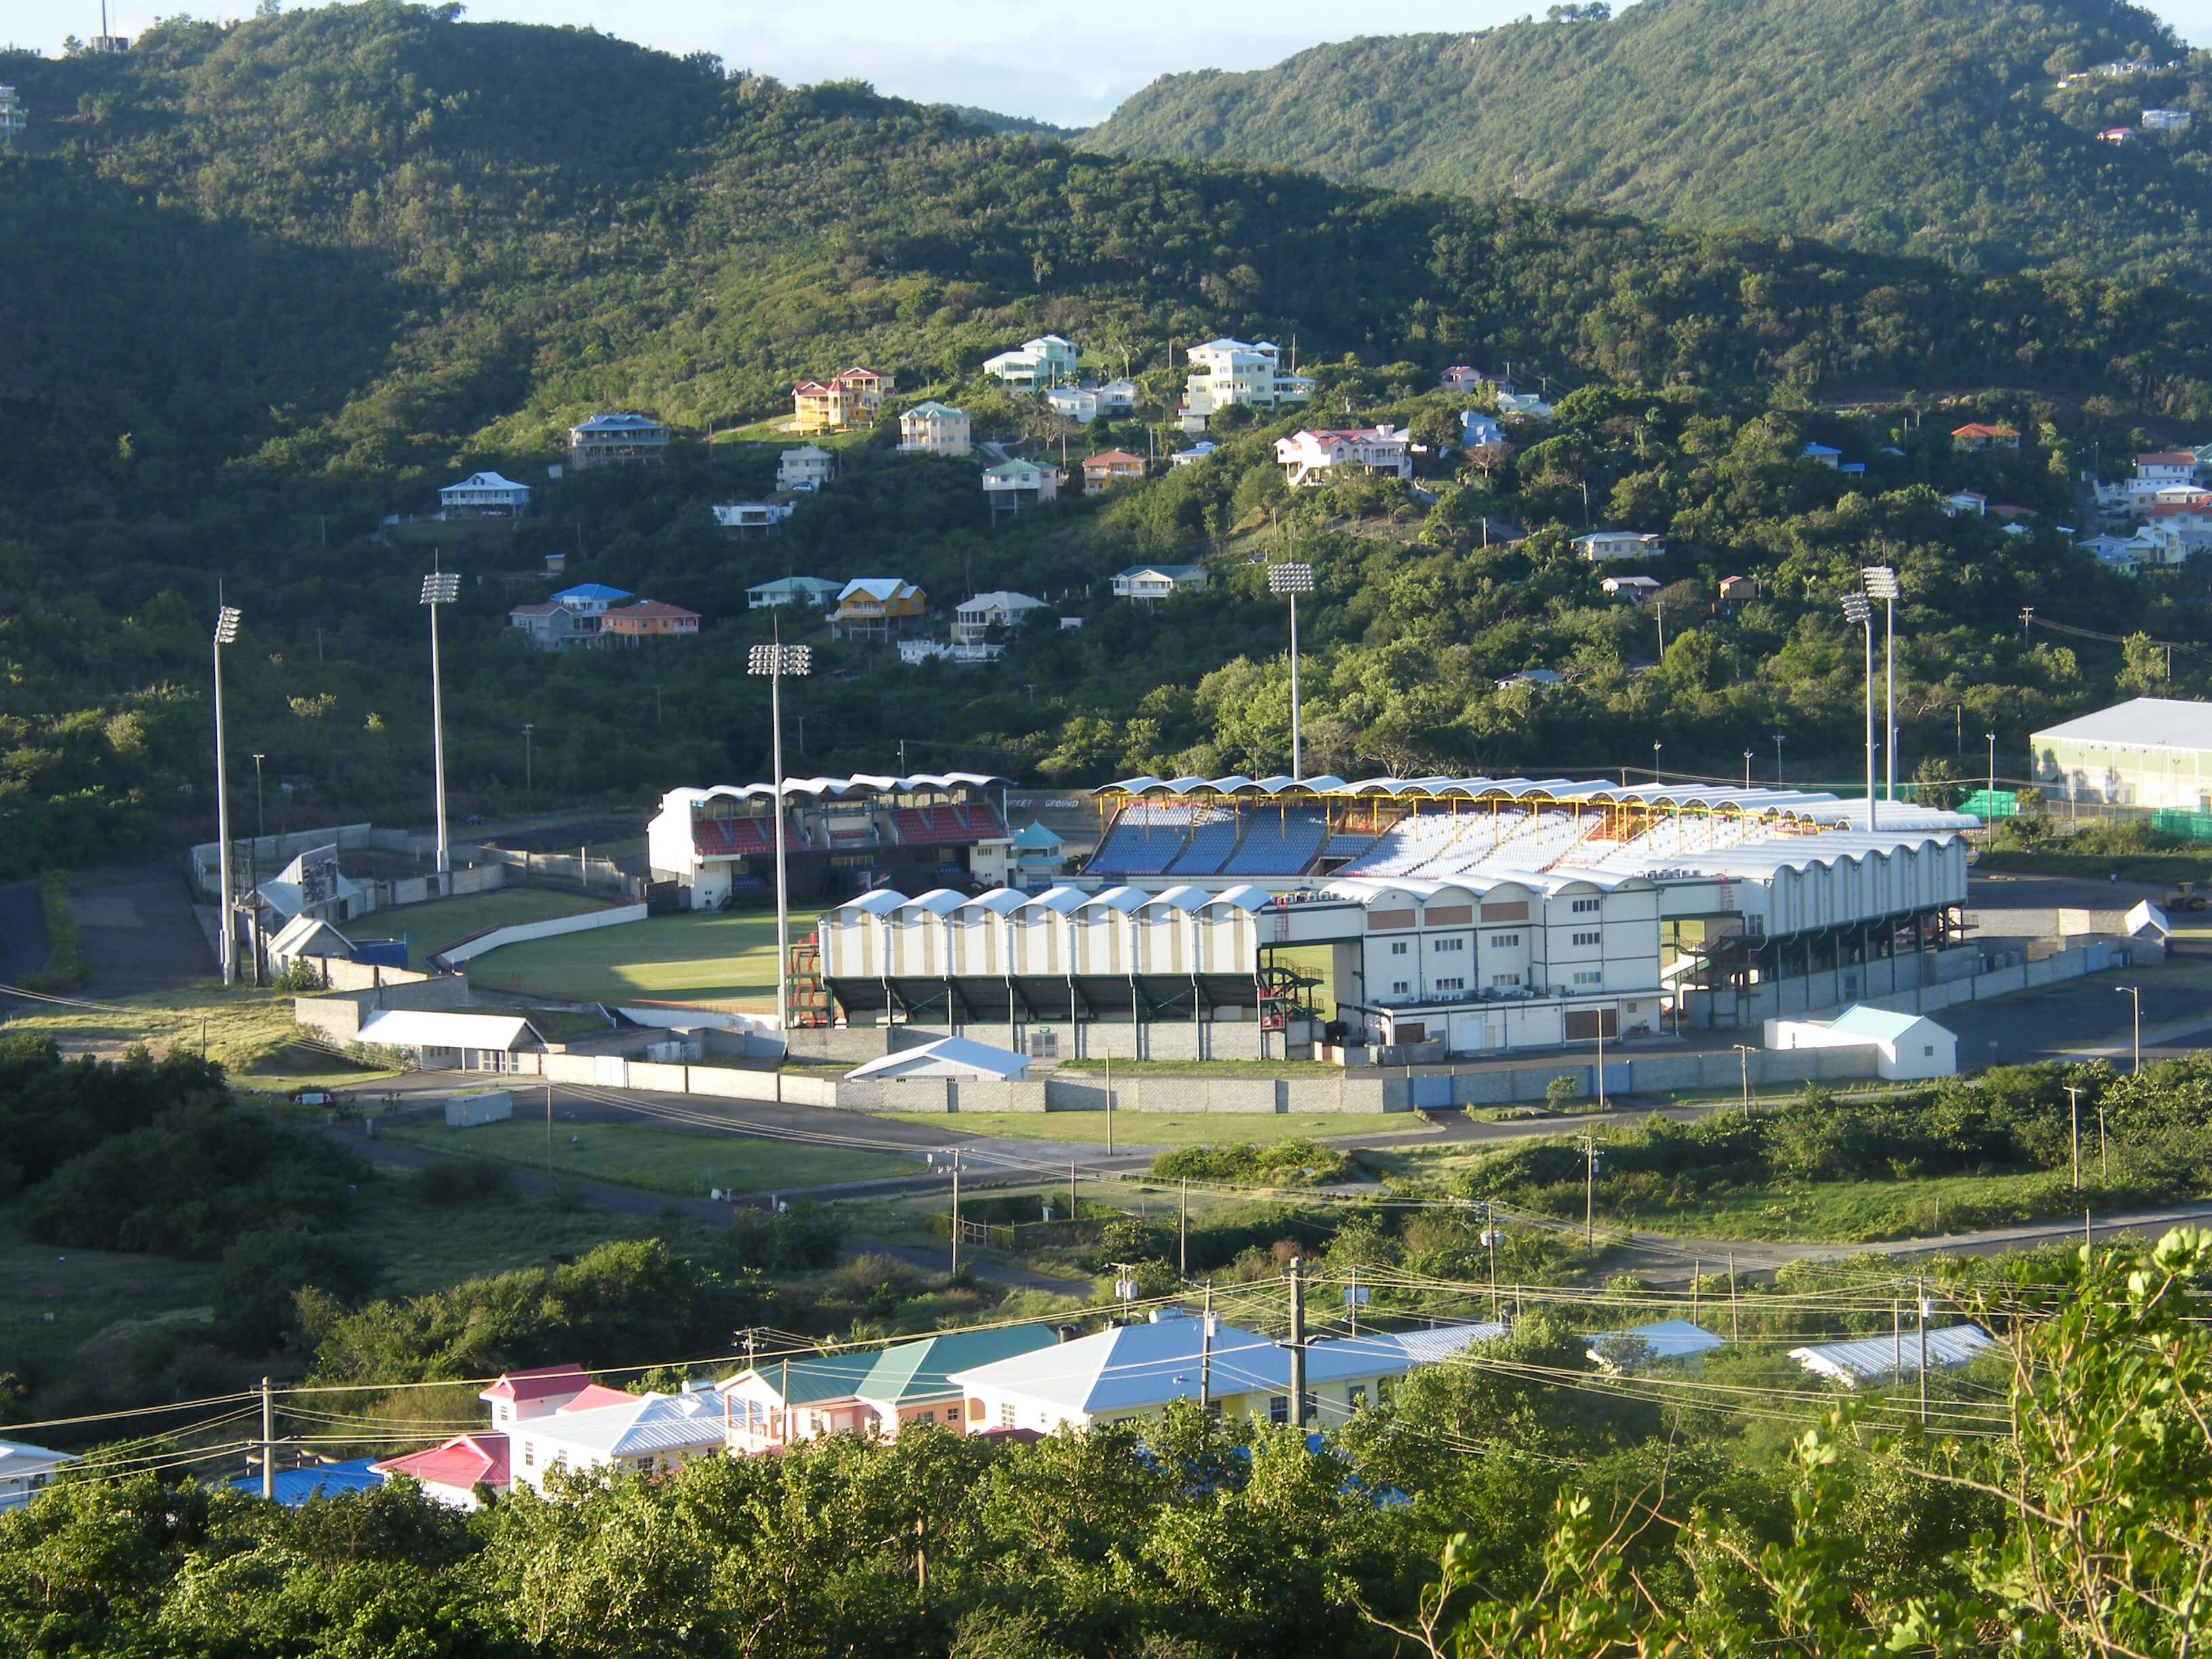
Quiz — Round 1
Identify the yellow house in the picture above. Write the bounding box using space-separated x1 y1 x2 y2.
830 576 928 643
792 366 895 433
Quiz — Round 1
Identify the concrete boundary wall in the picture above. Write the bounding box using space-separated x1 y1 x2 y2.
438 902 647 966
315 959 437 994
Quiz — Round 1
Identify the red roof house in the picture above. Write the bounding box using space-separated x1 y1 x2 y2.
602 600 701 643
479 1364 591 1426
372 1433 510 1511
1950 422 2020 451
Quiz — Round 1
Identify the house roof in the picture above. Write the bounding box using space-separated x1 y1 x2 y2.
573 413 663 433
838 577 920 603
749 575 842 596
1010 820 1062 849
0 1439 77 1477
522 1389 724 1458
720 1351 882 1408
2034 697 2212 752
959 590 1045 614
1802 443 1841 457
556 1384 643 1414
1822 1005 1948 1044
445 471 529 492
373 1433 510 1491
1951 422 2018 438
480 1364 590 1404
846 1035 1033 1082
608 601 700 622
855 1324 1062 1406
1586 1319 1725 1365
2138 451 2198 466
356 1010 544 1052
269 914 354 959
232 1458 386 1504
1114 565 1206 580
1086 450 1145 466
903 401 966 419
781 443 832 460
553 583 634 602
509 600 571 618
982 459 1044 478
1790 1325 1994 1387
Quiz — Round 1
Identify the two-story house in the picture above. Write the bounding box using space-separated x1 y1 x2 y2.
792 367 893 433
438 471 531 519
712 500 796 533
954 590 1047 643
777 444 836 492
1177 339 1314 432
1274 425 1414 488
982 459 1061 516
1082 450 1145 491
981 335 1079 388
899 401 971 456
567 413 668 469
831 577 928 642
508 601 589 651
602 600 701 644
747 575 843 610
1572 530 1666 562
1111 564 1209 600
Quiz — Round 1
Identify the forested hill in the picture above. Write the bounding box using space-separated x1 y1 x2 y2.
1084 0 2212 287
7 0 2212 516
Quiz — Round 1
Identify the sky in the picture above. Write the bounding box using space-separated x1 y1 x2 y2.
29 0 2212 129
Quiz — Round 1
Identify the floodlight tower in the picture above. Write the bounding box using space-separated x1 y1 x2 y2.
212 605 242 985
1841 592 1877 832
1268 562 1315 781
750 638 813 1033
419 570 461 887
1862 565 1900 804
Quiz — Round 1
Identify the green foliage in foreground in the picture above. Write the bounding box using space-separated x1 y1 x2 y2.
1086 0 2212 288
1151 1136 1354 1187
3 1229 2206 1658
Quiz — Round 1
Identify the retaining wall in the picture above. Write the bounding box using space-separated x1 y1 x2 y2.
438 901 647 966
1681 937 2148 1031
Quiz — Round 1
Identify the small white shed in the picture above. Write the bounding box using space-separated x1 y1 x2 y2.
1768 1005 1957 1081
445 1089 514 1128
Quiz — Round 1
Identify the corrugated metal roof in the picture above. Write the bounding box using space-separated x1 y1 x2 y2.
1790 1324 1994 1387
1825 1006 1947 1043
2034 697 2212 752
855 1324 1060 1404
355 1010 543 1051
845 1036 1031 1082
525 1391 722 1457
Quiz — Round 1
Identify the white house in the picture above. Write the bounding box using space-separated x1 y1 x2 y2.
1585 1319 1725 1372
552 583 633 619
1441 365 1513 395
747 575 843 610
1767 1006 1957 1081
982 459 1061 516
568 413 669 468
1170 440 1219 468
899 402 972 457
1496 391 1554 420
712 500 796 533
1097 377 1139 415
1275 425 1414 488
1178 339 1315 432
947 1310 1505 1434
1111 564 1210 600
1940 491 1988 518
353 1010 548 1073
1790 1325 1994 1389
372 1433 509 1511
439 471 531 519
2143 107 2194 131
0 1438 76 1511
2135 450 2200 487
954 590 1048 643
1046 386 1103 424
506 1383 726 1493
1601 574 1662 604
777 444 836 492
1572 530 1666 562
1496 668 1567 691
718 1326 1061 1454
983 335 1080 388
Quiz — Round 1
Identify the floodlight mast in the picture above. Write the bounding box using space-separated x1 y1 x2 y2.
1862 565 1900 805
419 571 461 886
1268 562 1315 781
750 638 812 1034
1841 591 1877 832
212 607 242 985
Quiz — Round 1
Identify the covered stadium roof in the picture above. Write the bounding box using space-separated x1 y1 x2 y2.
661 772 1006 811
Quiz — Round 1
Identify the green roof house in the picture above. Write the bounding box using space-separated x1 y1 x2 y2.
718 1324 1059 1452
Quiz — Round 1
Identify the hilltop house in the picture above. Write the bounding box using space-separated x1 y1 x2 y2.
508 600 589 651
0 86 25 146
747 575 842 610
507 1383 725 1493
1496 391 1553 420
1046 386 1102 424
438 471 531 519
982 334 1079 388
830 577 928 643
1177 338 1314 432
1601 574 1662 604
899 401 972 457
954 590 1048 643
1941 491 1988 517
777 445 836 492
1460 411 1507 451
982 458 1061 516
792 367 893 433
720 1326 1060 1453
568 413 669 469
2143 107 2194 131
1950 422 2020 451
0 1438 75 1511
1111 564 1209 600
712 500 796 533
1440 365 1513 395
1082 450 1145 491
1170 440 1219 468
602 600 701 644
1275 425 1414 488
1802 443 1841 468
1572 530 1666 562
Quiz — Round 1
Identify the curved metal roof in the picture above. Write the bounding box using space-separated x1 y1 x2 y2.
660 772 1007 811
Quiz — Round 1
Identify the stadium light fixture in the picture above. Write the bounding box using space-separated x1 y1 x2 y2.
1841 592 1877 831
1862 565 1900 804
211 605 243 985
420 571 461 884
750 640 813 1033
1267 563 1315 781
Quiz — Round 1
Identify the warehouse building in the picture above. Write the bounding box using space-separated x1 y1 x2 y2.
816 775 1978 1058
2032 697 2212 810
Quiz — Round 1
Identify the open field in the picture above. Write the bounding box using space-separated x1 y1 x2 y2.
465 908 823 1006
384 1115 914 1196
871 1110 1438 1147
337 888 617 968
0 983 398 1090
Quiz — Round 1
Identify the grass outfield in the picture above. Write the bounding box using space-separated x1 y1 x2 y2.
384 1115 913 1196
337 888 615 968
871 1111 1441 1147
464 908 823 1007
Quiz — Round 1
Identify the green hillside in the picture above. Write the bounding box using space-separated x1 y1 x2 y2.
1085 0 2212 285
5 1 2212 876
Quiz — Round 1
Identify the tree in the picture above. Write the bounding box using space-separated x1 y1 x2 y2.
1910 756 1966 811
2118 630 2170 695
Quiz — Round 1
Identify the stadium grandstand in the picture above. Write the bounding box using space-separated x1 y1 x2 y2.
647 773 1009 908
817 773 1984 1059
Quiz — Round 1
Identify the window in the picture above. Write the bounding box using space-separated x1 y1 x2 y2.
1574 970 1604 985
1924 1045 1935 1057
1492 972 1521 988
1572 898 1601 914
1490 933 1521 948
1573 931 1602 946
1433 977 1465 992
1391 981 1410 996
1389 941 1408 956
1204 1399 1222 1420
1269 1395 1290 1426
1433 937 1465 953
1300 1391 1317 1425
1349 1385 1368 1410
521 1442 535 1469
999 1403 1015 1429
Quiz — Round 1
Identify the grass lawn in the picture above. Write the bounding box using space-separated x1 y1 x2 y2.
337 888 617 968
873 1110 1439 1147
384 1115 916 1197
0 983 398 1088
465 907 823 1007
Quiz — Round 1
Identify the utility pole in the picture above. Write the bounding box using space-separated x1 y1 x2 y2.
260 1376 274 1500
1774 733 1784 784
1733 1044 1753 1114
2100 1104 2109 1181
1483 1202 1500 1319
2066 1085 2083 1189
2116 985 2142 1073
546 1080 554 1181
1917 1279 1929 1427
1287 1258 1307 1429
1105 1052 1113 1157
1580 1133 1601 1246
521 722 533 794
1069 1160 1078 1218
1199 1282 1214 1410
949 1149 961 1278
1179 1177 1188 1275
1347 1265 1359 1336
1727 1252 1739 1343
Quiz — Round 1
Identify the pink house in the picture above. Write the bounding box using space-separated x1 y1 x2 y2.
371 1433 509 1511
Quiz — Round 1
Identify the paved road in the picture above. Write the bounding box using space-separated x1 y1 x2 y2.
66 864 214 996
